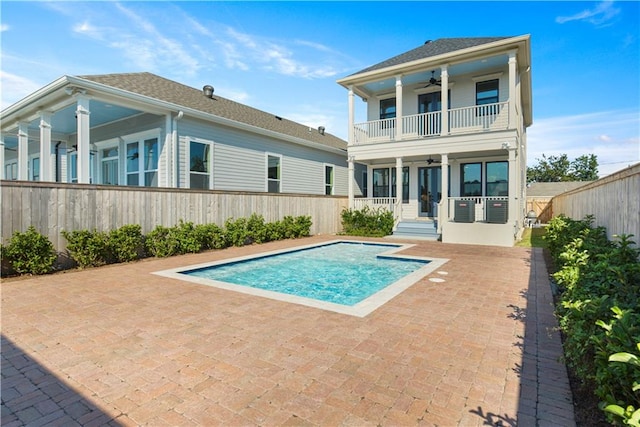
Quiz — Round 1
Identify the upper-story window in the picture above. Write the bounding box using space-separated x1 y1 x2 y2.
190 140 211 189
476 79 499 116
267 154 281 193
379 98 396 120
325 165 334 195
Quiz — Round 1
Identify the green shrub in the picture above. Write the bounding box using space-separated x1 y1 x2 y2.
195 223 227 250
145 225 181 257
547 215 640 422
62 229 110 268
175 220 205 254
341 206 394 237
247 213 268 244
2 226 56 274
224 217 250 247
108 224 145 263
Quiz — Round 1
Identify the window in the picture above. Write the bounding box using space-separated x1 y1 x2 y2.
476 79 499 115
461 163 482 197
190 141 211 189
379 98 396 120
372 168 389 197
391 167 410 203
486 161 508 196
144 138 158 186
325 165 334 195
30 157 40 181
101 147 119 185
126 142 139 186
69 151 96 184
267 154 281 193
362 170 368 197
5 161 17 180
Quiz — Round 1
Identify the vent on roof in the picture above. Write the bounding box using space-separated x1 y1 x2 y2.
202 85 214 98
424 40 432 44
318 126 325 135
275 116 282 120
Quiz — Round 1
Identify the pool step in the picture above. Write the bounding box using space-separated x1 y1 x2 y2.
392 220 440 241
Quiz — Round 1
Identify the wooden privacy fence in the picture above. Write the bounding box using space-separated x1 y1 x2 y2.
1 181 348 251
550 163 640 245
525 198 553 224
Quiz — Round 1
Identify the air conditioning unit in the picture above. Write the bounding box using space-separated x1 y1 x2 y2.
486 200 508 224
454 200 475 223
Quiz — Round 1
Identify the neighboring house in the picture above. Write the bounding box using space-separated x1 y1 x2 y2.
1 73 348 196
526 181 590 224
337 35 532 246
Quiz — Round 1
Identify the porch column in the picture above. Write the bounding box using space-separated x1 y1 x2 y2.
76 95 91 184
438 153 449 233
395 75 403 140
0 134 5 180
508 51 517 129
440 65 449 135
348 155 355 209
348 86 355 145
395 157 403 220
17 122 29 181
39 111 53 181
508 147 518 226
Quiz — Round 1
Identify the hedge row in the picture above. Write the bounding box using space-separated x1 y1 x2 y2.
545 214 640 425
1 214 312 274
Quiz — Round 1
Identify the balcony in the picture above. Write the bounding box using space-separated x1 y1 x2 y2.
352 102 510 145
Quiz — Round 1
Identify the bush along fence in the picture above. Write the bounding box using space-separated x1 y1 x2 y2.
340 206 394 237
1 214 312 276
544 214 640 425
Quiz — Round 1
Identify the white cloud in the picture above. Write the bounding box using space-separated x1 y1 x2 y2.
0 71 41 109
556 0 621 26
1 24 9 32
528 109 640 177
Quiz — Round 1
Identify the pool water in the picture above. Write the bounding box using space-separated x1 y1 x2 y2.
184 242 428 306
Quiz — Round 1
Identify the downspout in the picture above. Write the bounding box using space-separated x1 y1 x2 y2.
172 111 184 188
54 141 62 182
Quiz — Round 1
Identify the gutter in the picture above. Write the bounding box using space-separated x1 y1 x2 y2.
171 111 183 188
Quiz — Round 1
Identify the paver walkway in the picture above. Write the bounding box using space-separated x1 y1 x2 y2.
1 237 575 426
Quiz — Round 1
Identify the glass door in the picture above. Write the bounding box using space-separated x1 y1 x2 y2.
418 166 442 217
418 92 441 136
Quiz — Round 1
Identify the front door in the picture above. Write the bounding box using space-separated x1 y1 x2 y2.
418 166 442 217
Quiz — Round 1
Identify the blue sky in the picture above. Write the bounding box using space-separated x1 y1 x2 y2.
1 1 639 177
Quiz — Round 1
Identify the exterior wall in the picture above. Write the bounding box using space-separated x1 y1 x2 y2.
1 181 348 252
178 117 349 195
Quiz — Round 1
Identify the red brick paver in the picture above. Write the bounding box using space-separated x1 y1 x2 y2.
1 236 575 425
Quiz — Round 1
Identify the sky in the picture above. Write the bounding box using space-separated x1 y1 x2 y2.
1 1 639 177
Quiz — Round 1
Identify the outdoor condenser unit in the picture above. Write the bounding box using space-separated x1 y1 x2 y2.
486 200 508 224
454 200 475 223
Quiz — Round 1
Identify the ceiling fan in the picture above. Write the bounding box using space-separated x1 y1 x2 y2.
426 156 441 165
423 70 441 88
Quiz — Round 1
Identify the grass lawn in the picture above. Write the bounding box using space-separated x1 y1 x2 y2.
516 227 547 248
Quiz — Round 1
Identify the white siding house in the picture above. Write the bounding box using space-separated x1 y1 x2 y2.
338 35 533 246
1 73 348 196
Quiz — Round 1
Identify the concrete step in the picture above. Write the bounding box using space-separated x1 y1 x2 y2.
392 220 440 240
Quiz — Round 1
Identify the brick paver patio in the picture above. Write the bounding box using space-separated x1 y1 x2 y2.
1 236 575 426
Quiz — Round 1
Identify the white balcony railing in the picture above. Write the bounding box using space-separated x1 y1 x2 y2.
352 102 509 145
352 197 400 225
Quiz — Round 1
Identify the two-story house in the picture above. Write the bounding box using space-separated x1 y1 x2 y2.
338 35 532 246
1 72 348 196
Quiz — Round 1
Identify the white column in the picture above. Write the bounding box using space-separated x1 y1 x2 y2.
76 95 91 184
348 156 355 209
0 134 5 180
440 65 449 135
508 51 517 129
508 148 518 226
348 86 355 145
17 122 29 181
395 75 403 140
39 112 53 181
395 157 403 221
163 113 173 187
439 154 449 233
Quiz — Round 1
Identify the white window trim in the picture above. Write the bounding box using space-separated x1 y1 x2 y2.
472 72 503 82
265 152 282 193
324 163 334 196
5 160 18 181
187 137 214 190
28 154 40 181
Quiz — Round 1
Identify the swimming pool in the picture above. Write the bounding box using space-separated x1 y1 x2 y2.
154 240 448 317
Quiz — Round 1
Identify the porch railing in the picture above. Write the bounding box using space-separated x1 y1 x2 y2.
352 102 509 145
352 197 401 229
447 196 509 222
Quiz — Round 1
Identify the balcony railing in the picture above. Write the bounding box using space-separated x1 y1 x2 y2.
352 102 509 145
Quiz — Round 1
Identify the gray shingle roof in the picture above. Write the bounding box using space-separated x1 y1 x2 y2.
351 37 511 76
526 182 590 198
78 72 347 151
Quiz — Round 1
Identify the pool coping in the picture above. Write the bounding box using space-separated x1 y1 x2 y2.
152 239 449 317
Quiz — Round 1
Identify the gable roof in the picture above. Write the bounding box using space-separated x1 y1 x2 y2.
350 37 511 76
77 72 347 151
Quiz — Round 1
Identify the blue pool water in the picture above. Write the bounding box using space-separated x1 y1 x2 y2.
183 242 429 306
